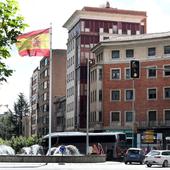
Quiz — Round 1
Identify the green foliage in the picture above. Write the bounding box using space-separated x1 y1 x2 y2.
6 135 41 153
0 111 16 139
0 138 7 145
0 0 28 82
13 93 29 136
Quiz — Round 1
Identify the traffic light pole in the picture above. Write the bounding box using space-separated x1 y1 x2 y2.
132 78 135 148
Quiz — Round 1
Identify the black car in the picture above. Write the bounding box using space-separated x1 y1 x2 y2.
124 148 145 164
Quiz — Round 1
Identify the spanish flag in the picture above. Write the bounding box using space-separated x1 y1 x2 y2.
16 28 50 57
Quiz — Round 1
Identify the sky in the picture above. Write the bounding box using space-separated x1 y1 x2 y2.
1 0 170 113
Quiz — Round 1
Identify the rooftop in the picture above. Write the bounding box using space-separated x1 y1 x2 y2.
82 6 146 16
102 31 170 42
63 4 146 30
91 31 170 52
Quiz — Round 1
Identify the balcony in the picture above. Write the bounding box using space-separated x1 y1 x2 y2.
137 120 170 128
89 122 103 130
109 121 121 129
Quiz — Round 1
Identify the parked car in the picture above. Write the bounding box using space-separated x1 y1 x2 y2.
124 148 145 164
144 150 170 167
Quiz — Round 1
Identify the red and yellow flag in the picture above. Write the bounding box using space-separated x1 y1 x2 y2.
16 28 50 57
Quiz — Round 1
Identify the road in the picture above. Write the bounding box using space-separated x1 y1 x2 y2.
0 162 166 170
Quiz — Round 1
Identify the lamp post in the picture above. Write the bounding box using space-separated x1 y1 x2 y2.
86 58 90 155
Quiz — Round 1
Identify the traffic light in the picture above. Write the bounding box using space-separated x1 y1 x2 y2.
130 60 140 78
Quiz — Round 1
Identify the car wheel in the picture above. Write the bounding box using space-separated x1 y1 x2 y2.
140 161 143 165
125 161 128 164
163 160 168 167
147 163 152 167
129 162 131 164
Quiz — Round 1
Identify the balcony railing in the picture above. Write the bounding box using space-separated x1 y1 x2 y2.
137 120 170 128
89 122 103 129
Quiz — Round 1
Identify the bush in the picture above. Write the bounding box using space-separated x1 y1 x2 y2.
0 135 41 153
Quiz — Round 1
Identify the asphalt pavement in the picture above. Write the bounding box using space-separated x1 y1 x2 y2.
0 162 165 170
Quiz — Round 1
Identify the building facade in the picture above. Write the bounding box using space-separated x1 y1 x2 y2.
30 67 40 136
92 32 170 149
31 49 66 136
63 4 147 131
54 96 66 132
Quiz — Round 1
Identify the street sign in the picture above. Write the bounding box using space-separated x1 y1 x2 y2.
143 130 155 143
59 145 66 155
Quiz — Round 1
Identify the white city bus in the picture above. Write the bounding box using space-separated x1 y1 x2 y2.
42 131 127 160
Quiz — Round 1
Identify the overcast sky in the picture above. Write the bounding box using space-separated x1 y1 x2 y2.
0 0 170 113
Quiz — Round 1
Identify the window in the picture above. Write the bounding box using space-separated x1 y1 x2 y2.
43 81 47 89
99 90 102 101
165 110 170 122
111 90 120 101
148 66 156 78
125 111 133 122
164 46 170 55
113 25 118 34
148 47 156 56
44 69 48 77
111 111 120 122
99 111 102 122
148 111 156 121
111 69 120 80
125 89 134 101
43 93 47 101
164 65 170 76
81 21 85 32
126 49 134 58
99 68 102 80
164 87 170 99
125 68 131 80
148 88 157 100
112 50 120 59
43 104 47 112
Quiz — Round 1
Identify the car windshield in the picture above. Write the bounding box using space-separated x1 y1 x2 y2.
128 150 139 154
147 150 160 156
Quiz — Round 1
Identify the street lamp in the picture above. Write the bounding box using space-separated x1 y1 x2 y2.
86 57 93 155
86 58 90 155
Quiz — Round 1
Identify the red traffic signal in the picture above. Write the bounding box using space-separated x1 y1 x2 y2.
130 60 140 78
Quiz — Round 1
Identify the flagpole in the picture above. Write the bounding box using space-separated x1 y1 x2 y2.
48 23 52 156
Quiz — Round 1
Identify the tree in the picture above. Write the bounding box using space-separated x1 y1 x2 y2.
0 0 27 82
14 93 29 136
0 109 16 139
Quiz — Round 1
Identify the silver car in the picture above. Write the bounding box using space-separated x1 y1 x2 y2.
144 150 170 167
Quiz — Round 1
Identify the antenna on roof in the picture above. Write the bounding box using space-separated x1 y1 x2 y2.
106 1 110 8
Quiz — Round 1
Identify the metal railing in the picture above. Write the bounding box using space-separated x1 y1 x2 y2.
137 120 170 128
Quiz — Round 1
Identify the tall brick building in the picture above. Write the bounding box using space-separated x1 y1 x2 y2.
92 32 170 149
63 3 147 131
